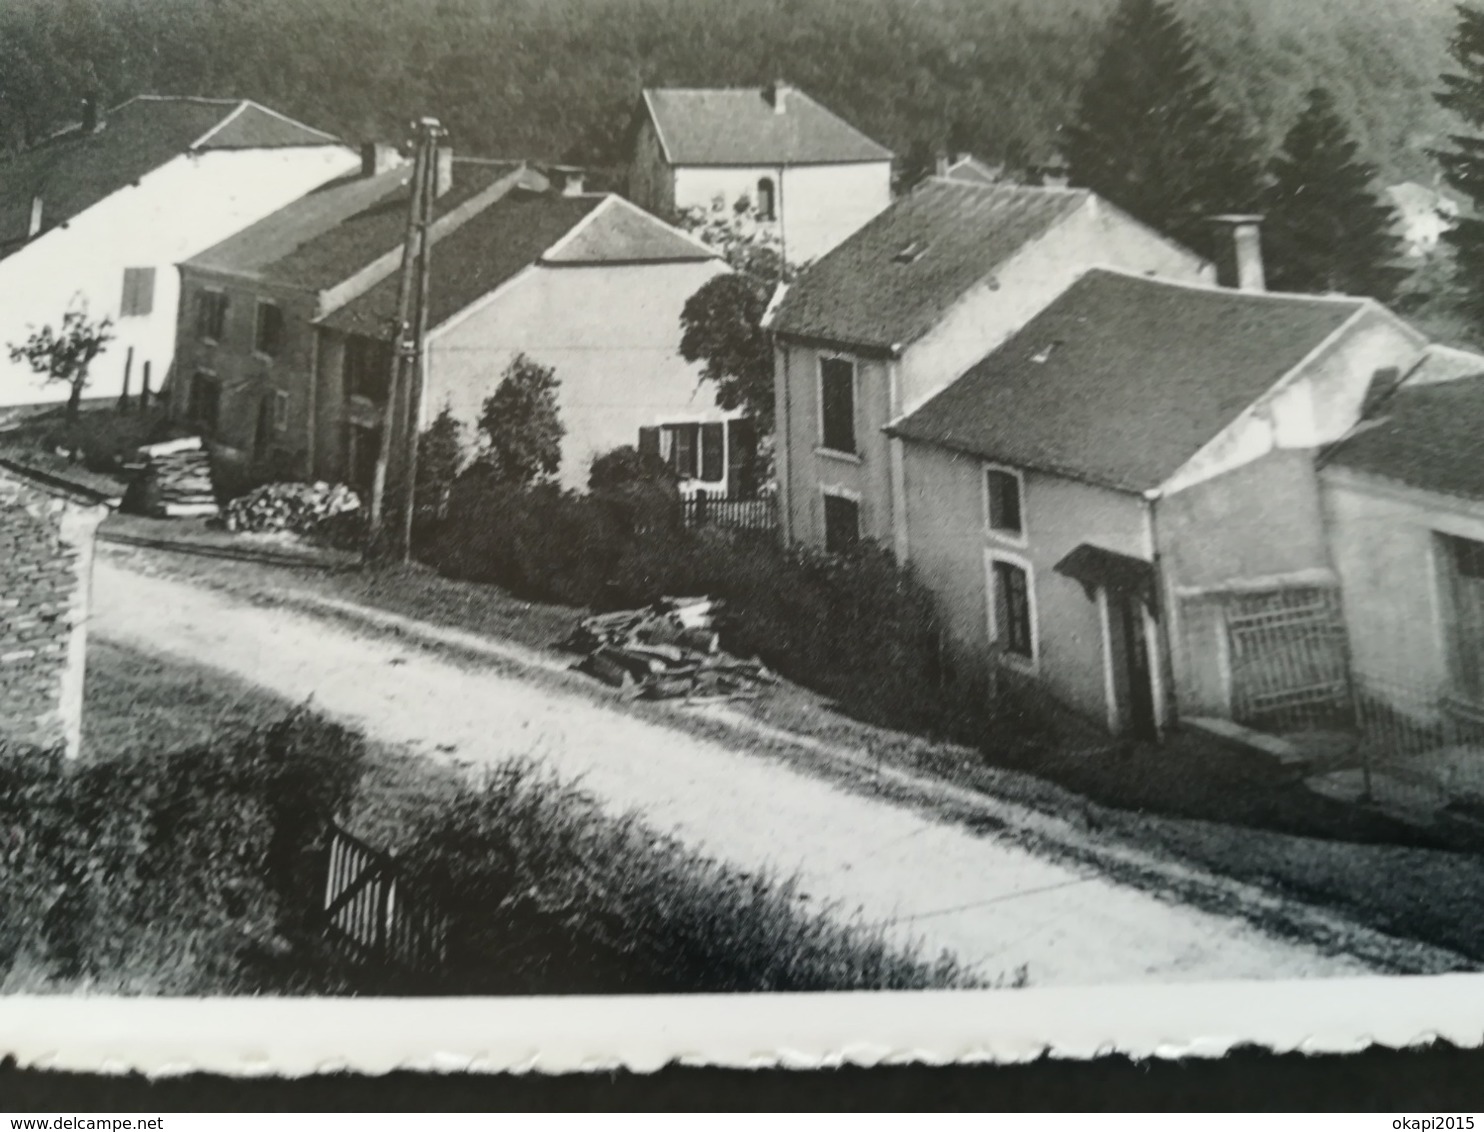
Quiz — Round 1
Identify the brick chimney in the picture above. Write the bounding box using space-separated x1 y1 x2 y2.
434 145 454 197
935 153 950 178
81 96 105 135
360 141 399 177
1209 214 1266 292
27 195 43 239
768 80 792 114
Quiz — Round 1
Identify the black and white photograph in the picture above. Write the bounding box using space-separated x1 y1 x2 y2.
2 0 1484 1078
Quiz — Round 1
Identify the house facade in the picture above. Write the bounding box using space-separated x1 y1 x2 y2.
314 192 731 493
765 177 1211 561
886 268 1427 738
629 85 893 265
1320 373 1484 739
0 96 357 409
170 153 541 478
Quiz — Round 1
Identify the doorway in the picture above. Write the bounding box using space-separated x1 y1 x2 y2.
1108 590 1157 739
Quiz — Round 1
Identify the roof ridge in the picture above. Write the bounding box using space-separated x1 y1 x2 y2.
239 99 341 144
187 100 249 149
1082 264 1370 307
602 193 722 259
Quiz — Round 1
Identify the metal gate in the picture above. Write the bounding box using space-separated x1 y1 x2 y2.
322 821 449 970
1226 586 1351 730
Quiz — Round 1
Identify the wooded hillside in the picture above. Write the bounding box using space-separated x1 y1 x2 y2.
0 0 1458 184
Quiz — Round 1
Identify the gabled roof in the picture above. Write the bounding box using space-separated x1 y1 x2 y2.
237 161 526 293
319 191 716 340
640 87 892 167
943 155 1004 186
888 270 1368 494
0 96 341 253
1322 376 1484 504
1409 342 1484 386
768 178 1092 352
184 165 413 279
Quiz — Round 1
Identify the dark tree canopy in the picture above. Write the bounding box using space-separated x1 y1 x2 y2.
1261 88 1404 300
1435 1 1484 326
478 354 564 488
1063 0 1264 251
679 273 776 434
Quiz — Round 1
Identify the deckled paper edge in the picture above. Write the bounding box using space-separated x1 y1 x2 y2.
3 972 1482 1076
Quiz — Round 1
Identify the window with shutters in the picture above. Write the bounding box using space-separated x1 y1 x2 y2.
984 465 1025 541
255 300 285 358
654 421 728 484
819 356 856 455
823 492 860 555
120 267 155 317
988 554 1036 665
196 289 228 342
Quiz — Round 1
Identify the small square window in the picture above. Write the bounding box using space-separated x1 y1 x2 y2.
255 301 285 358
985 467 1023 537
823 493 860 554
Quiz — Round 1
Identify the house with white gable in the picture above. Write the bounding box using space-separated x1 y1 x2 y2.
764 176 1211 560
0 95 357 412
628 84 894 265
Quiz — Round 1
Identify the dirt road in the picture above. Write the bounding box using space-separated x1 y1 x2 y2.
91 557 1418 986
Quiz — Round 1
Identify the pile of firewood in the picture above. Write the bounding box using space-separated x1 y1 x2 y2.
223 481 361 535
568 597 776 701
134 436 218 518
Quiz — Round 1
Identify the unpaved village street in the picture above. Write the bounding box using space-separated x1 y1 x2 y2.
92 556 1422 987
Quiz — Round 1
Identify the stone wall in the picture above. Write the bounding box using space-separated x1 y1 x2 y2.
0 467 108 758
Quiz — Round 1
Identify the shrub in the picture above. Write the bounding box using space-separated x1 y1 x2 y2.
398 759 974 994
476 353 564 487
0 711 365 993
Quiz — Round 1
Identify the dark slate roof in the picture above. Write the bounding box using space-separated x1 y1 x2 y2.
0 96 340 252
1322 377 1484 503
888 270 1367 494
1054 543 1155 604
184 165 413 278
318 190 609 339
642 87 892 166
768 178 1091 352
543 195 716 263
254 161 523 292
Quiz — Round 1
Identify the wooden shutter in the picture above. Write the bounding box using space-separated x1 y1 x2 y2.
726 417 756 496
700 422 724 483
638 427 660 461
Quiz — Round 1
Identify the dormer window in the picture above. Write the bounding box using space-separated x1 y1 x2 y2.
893 240 928 264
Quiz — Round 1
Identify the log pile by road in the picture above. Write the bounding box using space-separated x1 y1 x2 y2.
223 481 362 535
134 436 218 518
568 597 776 701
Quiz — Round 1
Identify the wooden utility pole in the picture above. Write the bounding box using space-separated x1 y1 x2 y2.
397 119 446 563
364 119 441 561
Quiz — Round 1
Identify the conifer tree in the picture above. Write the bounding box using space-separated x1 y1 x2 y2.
1435 2 1484 325
1262 88 1403 300
1063 0 1262 250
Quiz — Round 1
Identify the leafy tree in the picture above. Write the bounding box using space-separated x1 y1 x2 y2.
1435 1 1484 327
678 201 795 436
477 354 564 487
416 404 466 520
7 303 114 425
588 444 674 493
1261 88 1404 300
1062 0 1263 250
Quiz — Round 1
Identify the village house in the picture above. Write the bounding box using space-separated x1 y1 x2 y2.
1319 366 1484 753
627 84 893 265
0 457 113 759
315 189 732 493
884 261 1428 740
763 176 1210 561
169 150 545 480
0 95 357 412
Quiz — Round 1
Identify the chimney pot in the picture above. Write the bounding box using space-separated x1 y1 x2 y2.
935 154 950 179
1209 214 1266 292
561 170 585 196
769 80 790 114
27 195 43 239
434 145 454 197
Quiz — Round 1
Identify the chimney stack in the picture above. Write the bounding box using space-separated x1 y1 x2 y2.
935 153 950 179
27 195 43 239
561 170 585 196
360 141 399 177
81 96 104 135
768 80 791 114
1209 214 1266 292
434 145 454 197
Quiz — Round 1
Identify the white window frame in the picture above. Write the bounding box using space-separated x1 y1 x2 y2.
984 548 1039 673
816 353 860 462
198 287 228 344
820 484 862 552
254 298 285 360
982 462 1027 546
